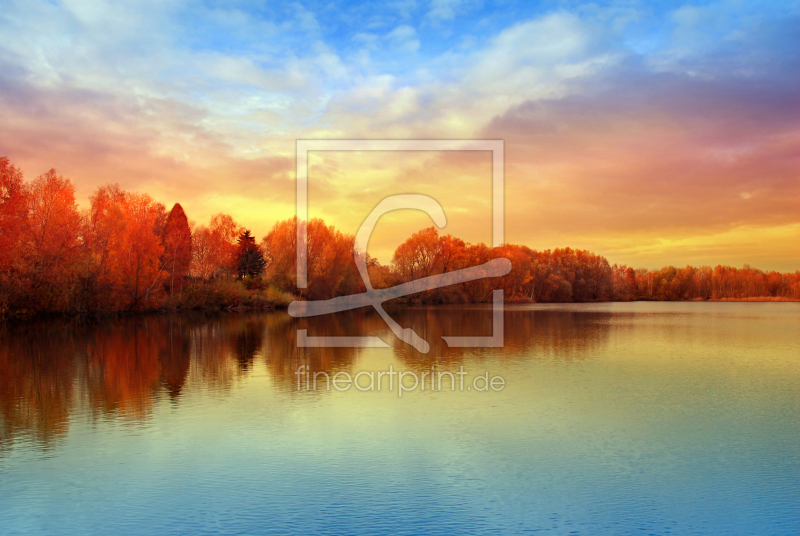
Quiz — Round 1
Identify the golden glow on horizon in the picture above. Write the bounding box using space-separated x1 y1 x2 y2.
307 151 493 263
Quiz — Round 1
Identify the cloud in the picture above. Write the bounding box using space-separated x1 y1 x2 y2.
463 12 608 96
386 25 421 52
0 52 297 235
481 46 800 268
319 11 614 142
426 0 475 22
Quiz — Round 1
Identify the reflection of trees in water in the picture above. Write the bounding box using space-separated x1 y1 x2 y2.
387 306 613 369
0 322 78 450
186 314 240 391
256 307 613 379
0 307 613 449
232 319 264 371
263 309 378 385
188 313 266 391
502 308 613 361
84 319 163 420
158 317 191 399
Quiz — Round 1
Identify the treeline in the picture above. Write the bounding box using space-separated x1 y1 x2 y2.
1 157 798 316
0 158 291 316
259 217 800 304
376 226 800 303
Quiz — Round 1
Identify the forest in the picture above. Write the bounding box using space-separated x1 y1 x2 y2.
2 157 799 317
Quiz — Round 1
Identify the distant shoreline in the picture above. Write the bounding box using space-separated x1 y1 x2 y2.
707 297 800 302
5 296 800 323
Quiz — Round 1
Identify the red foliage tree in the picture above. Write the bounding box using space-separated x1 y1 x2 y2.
162 203 192 297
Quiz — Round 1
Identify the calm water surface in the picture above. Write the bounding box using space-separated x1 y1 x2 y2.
1 302 798 535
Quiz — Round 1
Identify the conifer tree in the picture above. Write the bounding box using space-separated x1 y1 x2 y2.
235 230 266 279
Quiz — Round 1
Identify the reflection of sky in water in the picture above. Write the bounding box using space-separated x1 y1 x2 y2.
1 303 799 534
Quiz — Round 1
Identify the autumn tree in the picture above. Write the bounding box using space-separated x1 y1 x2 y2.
460 242 495 302
191 213 242 280
22 169 82 311
262 217 362 299
82 185 166 310
235 230 266 279
306 218 361 299
79 184 127 310
392 226 442 282
495 244 532 300
110 193 166 308
0 157 27 269
261 217 297 291
161 203 192 297
439 234 467 274
0 158 28 313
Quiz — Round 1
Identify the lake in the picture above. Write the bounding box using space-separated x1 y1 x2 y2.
1 302 798 534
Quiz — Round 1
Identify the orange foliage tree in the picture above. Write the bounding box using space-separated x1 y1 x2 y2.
109 192 166 309
82 185 167 311
0 157 27 269
0 165 81 313
0 158 28 313
162 203 192 296
190 213 242 280
262 217 362 300
22 169 82 310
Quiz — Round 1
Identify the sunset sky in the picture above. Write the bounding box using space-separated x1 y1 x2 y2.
1 0 799 270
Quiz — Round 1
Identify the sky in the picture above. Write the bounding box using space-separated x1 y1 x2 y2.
1 0 799 269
